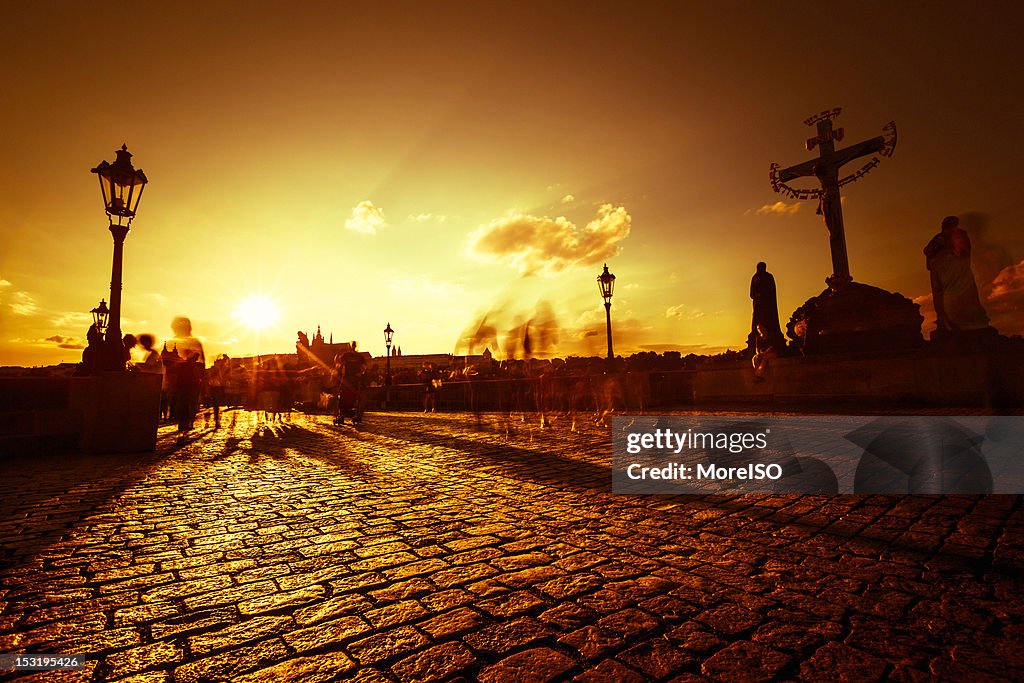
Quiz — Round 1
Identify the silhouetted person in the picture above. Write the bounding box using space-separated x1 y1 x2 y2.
122 334 137 366
135 334 164 374
172 350 205 433
421 363 438 413
159 342 178 421
751 323 778 382
749 262 785 351
924 215 990 333
207 354 230 428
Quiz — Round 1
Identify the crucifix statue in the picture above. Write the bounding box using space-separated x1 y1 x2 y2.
771 108 897 288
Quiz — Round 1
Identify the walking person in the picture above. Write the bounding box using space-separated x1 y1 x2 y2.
207 354 230 429
421 362 438 413
173 350 205 434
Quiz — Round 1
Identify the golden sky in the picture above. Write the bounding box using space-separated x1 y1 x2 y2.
2 2 1023 366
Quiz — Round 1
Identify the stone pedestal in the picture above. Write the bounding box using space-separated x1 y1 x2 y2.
787 281 923 355
72 372 162 453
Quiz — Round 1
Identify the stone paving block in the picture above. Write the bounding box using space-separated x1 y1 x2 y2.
150 607 237 640
477 589 549 617
389 641 477 681
572 658 648 683
800 641 888 681
104 639 184 679
463 615 554 655
283 614 372 653
478 647 577 683
237 584 326 616
347 625 431 665
420 606 489 640
188 614 292 655
234 652 356 683
172 637 289 683
557 624 626 661
702 640 792 681
364 598 429 629
618 636 695 679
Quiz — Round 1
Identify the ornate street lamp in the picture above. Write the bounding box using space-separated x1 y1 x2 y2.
91 145 148 370
383 322 394 386
91 299 110 335
597 263 616 360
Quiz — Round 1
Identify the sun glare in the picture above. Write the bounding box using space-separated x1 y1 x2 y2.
233 294 280 331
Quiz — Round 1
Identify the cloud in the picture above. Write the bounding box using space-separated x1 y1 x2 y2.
666 304 705 320
0 278 10 288
50 310 93 328
44 334 86 350
912 293 936 336
561 194 575 204
345 200 387 234
8 335 85 349
756 201 801 216
389 275 465 300
470 204 631 276
9 291 38 316
986 259 1024 335
408 213 447 223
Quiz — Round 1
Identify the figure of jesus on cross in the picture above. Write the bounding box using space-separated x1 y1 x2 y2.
771 108 897 289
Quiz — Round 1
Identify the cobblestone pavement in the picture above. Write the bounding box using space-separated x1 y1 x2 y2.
1 410 1022 682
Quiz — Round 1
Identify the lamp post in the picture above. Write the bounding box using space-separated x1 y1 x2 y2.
597 263 616 360
91 299 110 336
383 323 394 386
91 145 148 370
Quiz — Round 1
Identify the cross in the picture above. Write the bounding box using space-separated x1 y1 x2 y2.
772 109 894 288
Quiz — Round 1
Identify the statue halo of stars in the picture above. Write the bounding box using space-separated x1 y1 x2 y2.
769 108 923 355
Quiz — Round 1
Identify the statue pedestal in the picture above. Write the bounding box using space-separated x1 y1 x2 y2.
787 282 923 355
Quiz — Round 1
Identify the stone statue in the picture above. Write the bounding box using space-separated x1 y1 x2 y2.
924 216 990 333
749 262 785 350
75 324 105 376
297 330 310 348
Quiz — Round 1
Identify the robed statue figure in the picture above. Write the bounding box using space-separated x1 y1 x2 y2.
924 216 990 332
749 262 786 351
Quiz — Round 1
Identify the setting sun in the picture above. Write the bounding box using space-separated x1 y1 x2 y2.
232 295 280 332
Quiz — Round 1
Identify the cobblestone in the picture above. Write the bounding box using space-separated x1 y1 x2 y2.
0 410 1022 681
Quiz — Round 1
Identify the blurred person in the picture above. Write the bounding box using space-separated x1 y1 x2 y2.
134 334 164 374
207 354 230 428
159 342 179 421
172 350 205 433
420 362 438 413
170 316 205 364
752 323 778 382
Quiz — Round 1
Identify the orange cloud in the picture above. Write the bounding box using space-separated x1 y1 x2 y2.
756 201 801 216
44 334 85 350
666 304 705 320
345 200 387 234
986 259 1024 335
470 204 631 276
8 291 38 316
